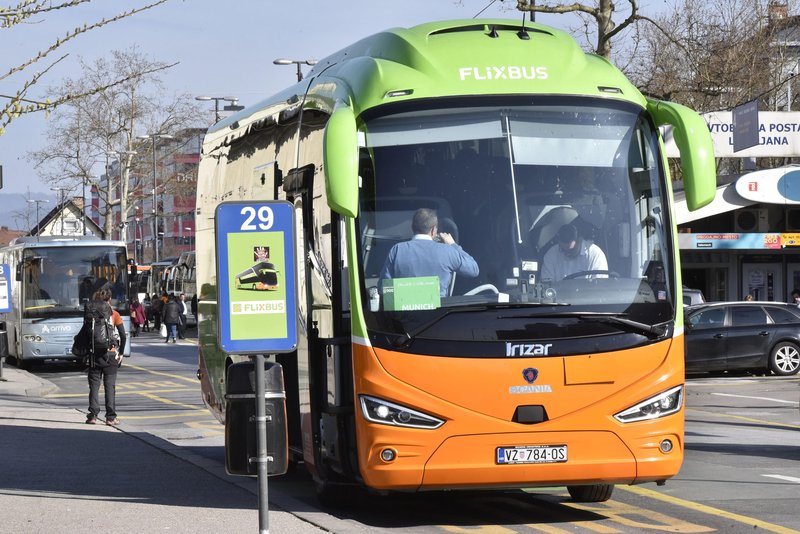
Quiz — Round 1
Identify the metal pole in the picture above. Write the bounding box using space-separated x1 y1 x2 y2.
83 178 87 235
214 99 221 123
254 353 270 534
152 139 159 262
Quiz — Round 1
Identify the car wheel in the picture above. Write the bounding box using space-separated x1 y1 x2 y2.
769 342 800 375
567 484 614 502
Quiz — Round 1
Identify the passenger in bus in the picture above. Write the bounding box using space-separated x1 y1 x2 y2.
379 208 479 297
540 223 608 282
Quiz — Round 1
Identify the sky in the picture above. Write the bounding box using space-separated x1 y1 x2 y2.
0 0 664 198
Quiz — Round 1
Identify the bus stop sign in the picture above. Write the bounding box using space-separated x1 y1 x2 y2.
215 201 297 354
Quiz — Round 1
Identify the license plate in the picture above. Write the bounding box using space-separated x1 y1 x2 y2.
496 445 567 464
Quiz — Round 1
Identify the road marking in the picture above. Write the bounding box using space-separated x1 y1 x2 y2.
763 474 800 484
712 392 799 405
567 498 713 533
49 388 194 399
123 363 197 384
136 391 206 411
686 408 800 430
118 411 209 420
620 485 800 534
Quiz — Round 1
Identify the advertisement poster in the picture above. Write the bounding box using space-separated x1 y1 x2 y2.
215 201 297 354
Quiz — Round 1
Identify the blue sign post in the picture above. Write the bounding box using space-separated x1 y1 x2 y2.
215 201 297 354
215 201 297 534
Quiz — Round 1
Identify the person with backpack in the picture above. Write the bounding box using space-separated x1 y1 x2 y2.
84 289 126 426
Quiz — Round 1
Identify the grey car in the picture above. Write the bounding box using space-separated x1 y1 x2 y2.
684 302 800 375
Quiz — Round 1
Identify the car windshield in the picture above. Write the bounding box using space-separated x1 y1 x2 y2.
22 245 129 318
356 97 675 345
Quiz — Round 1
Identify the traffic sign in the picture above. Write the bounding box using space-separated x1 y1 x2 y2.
215 201 297 354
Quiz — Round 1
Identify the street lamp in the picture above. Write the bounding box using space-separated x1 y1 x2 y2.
27 199 50 238
137 133 173 262
195 95 243 123
273 58 318 82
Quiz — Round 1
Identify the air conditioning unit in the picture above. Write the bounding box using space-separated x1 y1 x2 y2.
735 208 769 233
786 208 800 231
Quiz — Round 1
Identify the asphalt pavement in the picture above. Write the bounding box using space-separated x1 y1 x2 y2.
0 358 333 534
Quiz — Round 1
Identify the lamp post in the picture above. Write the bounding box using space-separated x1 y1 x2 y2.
137 133 173 262
273 58 318 82
195 95 243 123
27 199 50 238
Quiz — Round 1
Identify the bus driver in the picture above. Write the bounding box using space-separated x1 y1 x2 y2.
379 208 479 297
540 223 608 281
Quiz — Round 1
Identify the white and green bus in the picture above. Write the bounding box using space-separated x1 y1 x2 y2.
196 19 715 503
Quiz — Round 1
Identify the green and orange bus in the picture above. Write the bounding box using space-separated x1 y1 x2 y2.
195 19 716 503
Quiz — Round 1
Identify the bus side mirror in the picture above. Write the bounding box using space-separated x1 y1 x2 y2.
323 105 359 218
15 264 21 282
648 99 716 211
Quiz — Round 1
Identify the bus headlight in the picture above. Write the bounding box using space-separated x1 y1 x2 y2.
359 395 445 429
614 385 683 423
23 335 43 342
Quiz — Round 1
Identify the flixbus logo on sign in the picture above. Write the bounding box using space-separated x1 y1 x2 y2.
459 66 549 81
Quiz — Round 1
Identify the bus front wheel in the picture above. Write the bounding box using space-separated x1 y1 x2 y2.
567 484 614 502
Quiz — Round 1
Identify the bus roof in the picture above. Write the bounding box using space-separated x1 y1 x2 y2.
205 19 642 147
4 236 127 249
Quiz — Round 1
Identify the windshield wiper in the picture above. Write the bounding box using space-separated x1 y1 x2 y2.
578 313 669 338
393 302 570 348
496 311 669 339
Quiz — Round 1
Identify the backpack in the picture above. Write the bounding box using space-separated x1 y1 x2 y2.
71 323 91 358
92 315 113 350
90 312 120 351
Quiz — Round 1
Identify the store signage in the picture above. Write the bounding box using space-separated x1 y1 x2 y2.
677 233 800 250
664 111 800 158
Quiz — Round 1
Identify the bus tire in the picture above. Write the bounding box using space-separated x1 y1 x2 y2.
314 478 359 508
567 484 614 502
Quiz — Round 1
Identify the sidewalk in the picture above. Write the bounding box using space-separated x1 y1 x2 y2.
0 363 332 534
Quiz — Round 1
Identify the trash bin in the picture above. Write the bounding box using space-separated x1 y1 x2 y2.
224 360 288 476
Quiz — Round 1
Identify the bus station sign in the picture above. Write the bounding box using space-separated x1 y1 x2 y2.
215 201 297 354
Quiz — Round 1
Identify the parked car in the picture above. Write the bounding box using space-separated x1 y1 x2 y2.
684 301 800 375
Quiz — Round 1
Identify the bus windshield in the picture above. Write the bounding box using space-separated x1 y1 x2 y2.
22 245 129 319
357 97 674 345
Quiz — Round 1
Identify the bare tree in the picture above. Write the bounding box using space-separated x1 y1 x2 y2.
28 48 200 240
0 0 170 135
515 0 662 57
629 0 795 174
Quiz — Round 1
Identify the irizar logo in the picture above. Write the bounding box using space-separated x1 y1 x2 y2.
506 342 552 356
459 66 549 81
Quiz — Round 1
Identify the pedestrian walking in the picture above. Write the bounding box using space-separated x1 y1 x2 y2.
162 293 181 343
85 289 126 426
178 293 188 339
130 299 146 337
151 292 163 331
142 294 151 332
